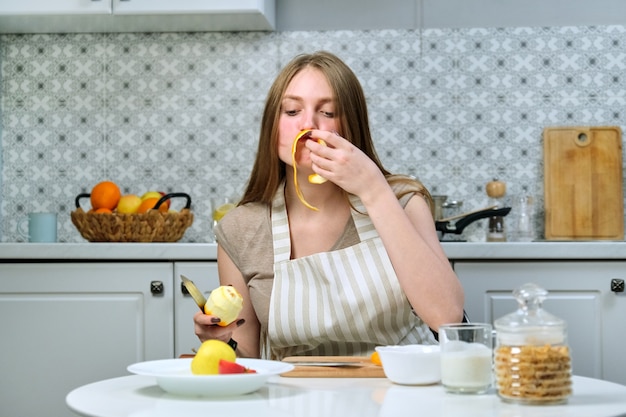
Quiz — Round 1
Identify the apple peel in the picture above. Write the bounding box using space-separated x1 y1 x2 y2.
218 359 257 374
292 130 328 211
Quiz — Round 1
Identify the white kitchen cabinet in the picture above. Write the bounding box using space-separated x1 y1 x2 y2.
453 261 626 386
173 261 220 357
0 0 110 15
113 0 271 15
0 0 275 33
0 263 174 417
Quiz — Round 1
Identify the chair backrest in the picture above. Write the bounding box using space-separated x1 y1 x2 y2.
463 310 470 323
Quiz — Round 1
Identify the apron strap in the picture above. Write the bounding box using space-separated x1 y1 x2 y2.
272 185 291 263
348 194 379 241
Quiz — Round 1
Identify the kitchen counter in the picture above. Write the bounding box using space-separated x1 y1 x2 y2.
0 241 625 261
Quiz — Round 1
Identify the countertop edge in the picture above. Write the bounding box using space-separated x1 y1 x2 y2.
441 241 626 260
1 241 625 261
0 243 218 261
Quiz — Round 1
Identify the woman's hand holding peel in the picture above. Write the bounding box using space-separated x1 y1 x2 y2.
305 130 387 201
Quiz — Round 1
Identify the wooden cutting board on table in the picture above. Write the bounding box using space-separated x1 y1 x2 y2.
543 126 624 240
280 356 386 378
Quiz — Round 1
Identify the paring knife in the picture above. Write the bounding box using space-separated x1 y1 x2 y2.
180 274 206 312
285 361 365 367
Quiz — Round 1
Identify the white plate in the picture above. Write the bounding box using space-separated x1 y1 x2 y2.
127 358 294 397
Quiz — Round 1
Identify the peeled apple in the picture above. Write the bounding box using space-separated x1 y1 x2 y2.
204 285 244 326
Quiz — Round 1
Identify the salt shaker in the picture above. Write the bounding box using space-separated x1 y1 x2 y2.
494 283 572 404
514 195 534 241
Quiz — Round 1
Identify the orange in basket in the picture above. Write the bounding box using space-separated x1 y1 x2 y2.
90 181 121 210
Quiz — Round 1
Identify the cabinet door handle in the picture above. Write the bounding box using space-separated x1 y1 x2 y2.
611 279 625 293
150 280 164 295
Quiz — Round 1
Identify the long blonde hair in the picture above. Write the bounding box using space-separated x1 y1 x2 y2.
240 51 432 213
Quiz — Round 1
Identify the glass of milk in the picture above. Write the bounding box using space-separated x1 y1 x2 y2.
439 323 493 394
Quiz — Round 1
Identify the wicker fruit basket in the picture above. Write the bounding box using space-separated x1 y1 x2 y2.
71 192 194 242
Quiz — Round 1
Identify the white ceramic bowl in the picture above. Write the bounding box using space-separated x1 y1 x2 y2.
375 344 441 385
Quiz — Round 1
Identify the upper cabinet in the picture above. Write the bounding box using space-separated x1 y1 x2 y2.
0 0 276 34
0 0 111 15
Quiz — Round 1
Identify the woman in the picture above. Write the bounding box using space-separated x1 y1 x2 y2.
194 51 464 359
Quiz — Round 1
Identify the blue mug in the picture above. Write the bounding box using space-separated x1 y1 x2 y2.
18 212 57 242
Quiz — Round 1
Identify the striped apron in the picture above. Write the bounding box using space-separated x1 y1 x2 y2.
266 185 436 360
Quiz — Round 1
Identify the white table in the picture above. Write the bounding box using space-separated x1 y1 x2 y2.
67 375 626 417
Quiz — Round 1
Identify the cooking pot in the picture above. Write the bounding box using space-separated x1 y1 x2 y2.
432 195 463 221
435 206 511 241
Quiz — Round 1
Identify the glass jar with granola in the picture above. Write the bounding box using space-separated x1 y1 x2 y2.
494 283 572 405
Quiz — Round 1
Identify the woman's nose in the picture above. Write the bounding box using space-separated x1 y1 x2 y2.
300 110 317 130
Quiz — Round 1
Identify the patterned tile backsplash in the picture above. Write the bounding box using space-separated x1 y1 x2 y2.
1 26 625 243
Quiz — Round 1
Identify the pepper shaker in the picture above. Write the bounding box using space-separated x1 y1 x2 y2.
486 179 506 242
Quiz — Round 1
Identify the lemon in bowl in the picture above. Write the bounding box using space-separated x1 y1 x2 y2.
213 203 235 223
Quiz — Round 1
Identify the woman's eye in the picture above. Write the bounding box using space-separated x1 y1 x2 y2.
321 111 335 118
284 109 299 116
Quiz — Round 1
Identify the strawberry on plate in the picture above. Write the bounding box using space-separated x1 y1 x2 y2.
218 359 257 374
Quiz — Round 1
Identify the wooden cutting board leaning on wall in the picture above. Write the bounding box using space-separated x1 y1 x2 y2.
543 126 624 240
